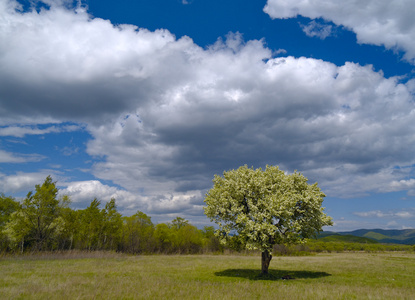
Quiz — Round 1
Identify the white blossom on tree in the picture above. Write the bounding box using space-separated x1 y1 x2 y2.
204 165 332 274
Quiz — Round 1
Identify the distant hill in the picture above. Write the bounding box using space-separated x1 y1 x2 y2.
317 234 379 244
318 229 415 245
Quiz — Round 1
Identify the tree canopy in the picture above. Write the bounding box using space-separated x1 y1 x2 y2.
0 176 220 254
204 165 332 274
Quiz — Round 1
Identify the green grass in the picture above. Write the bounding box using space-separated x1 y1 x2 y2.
1 251 415 299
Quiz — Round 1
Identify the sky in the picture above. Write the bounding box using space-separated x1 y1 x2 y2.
1 0 415 231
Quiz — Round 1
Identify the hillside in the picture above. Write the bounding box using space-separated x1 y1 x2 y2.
318 229 415 245
317 234 379 244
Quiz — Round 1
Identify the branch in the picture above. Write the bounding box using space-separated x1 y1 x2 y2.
242 190 250 214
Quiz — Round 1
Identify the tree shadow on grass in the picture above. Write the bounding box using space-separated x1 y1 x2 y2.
215 269 331 281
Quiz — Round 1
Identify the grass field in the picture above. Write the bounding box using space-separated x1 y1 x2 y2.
1 251 414 299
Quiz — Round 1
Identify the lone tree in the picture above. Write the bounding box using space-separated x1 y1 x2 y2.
204 165 332 275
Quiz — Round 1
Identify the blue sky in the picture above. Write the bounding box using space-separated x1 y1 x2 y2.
1 0 415 231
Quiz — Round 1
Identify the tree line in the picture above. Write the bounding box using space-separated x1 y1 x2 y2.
2 175 412 257
0 176 221 254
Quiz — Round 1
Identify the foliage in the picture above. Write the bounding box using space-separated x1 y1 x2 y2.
202 226 223 253
4 176 69 251
0 194 20 251
56 200 78 250
2 176 413 257
121 211 155 253
204 165 332 273
102 198 123 250
317 234 378 244
0 194 19 228
153 218 207 254
204 165 332 251
0 175 223 254
75 198 104 250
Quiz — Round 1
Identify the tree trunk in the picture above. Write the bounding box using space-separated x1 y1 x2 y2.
261 251 272 274
69 234 73 250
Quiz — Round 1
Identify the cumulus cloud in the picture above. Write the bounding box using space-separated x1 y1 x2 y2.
264 0 415 62
389 179 415 190
60 179 204 221
1 1 415 220
386 179 415 196
60 180 140 209
0 1 197 124
87 57 415 200
0 171 52 193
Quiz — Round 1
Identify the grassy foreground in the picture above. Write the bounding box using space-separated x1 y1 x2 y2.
1 252 414 299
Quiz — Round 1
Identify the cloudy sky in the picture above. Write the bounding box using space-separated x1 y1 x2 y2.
1 0 415 231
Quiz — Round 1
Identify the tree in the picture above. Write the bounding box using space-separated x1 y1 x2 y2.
173 220 203 254
0 194 20 228
102 198 123 250
3 210 31 253
122 211 154 253
18 176 62 251
204 165 332 275
0 194 21 251
56 196 77 250
201 226 222 253
44 194 73 251
75 199 104 250
154 223 174 253
171 217 189 230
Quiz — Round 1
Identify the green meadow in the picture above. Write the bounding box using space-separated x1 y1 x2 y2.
1 252 414 299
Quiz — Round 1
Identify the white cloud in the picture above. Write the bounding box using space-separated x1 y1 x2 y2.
0 150 25 163
300 20 334 39
60 180 141 209
0 171 51 193
331 217 414 231
0 149 44 163
60 179 204 219
0 124 81 137
0 1 198 124
354 209 415 219
395 211 413 219
1 1 415 220
384 179 415 196
389 179 415 190
354 210 389 218
87 57 415 199
264 0 415 62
